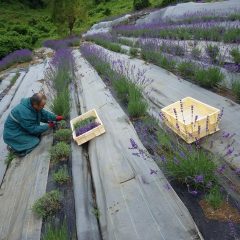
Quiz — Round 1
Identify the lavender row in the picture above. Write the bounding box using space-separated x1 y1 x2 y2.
0 49 32 72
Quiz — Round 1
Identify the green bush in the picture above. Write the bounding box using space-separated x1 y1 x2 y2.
195 67 224 88
230 48 240 64
191 47 201 60
54 129 72 142
161 0 178 7
11 24 30 35
206 44 219 63
130 48 138 57
0 35 32 59
205 186 223 210
133 0 150 10
232 79 240 102
177 61 196 80
58 120 67 129
32 190 61 218
50 142 71 163
53 165 70 185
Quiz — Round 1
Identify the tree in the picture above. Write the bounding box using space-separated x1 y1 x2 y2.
51 0 87 35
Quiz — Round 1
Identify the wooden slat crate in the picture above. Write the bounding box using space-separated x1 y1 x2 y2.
70 109 106 145
161 97 221 144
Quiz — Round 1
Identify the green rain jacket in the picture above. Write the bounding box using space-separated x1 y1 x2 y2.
3 98 56 154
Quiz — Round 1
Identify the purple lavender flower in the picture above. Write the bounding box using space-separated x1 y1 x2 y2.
150 169 158 175
217 164 226 174
206 181 212 188
194 175 204 183
75 122 100 137
222 131 230 138
0 49 32 71
228 221 237 238
173 156 179 165
194 115 198 122
164 183 171 190
225 147 234 156
161 155 166 163
129 138 138 149
235 168 240 175
189 190 198 196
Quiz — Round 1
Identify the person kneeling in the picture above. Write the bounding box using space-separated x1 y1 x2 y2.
3 93 63 157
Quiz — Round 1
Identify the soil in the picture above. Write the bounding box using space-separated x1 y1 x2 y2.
102 74 240 240
41 131 77 239
200 200 240 223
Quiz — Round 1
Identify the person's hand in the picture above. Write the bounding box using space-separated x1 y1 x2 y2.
56 116 64 121
48 122 55 128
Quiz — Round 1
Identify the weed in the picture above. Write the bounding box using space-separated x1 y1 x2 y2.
5 151 16 166
191 47 201 60
230 48 240 64
50 142 71 163
53 165 70 185
195 67 224 88
232 79 240 102
32 190 61 218
92 207 101 219
10 72 20 85
205 185 223 209
42 221 68 240
130 48 138 57
54 129 72 142
206 44 219 63
177 61 196 80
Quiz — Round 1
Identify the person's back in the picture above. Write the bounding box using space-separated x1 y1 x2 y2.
3 93 63 156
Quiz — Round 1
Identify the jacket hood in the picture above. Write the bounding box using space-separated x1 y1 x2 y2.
20 98 34 111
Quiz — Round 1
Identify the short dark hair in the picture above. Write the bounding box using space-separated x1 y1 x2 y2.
30 93 46 106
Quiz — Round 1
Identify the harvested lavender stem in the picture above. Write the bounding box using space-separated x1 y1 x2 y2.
75 121 100 137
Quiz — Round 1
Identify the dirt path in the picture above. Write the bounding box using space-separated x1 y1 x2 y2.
73 49 202 240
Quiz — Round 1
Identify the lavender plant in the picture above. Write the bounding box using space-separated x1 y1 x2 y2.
32 190 61 218
0 49 32 71
230 48 240 64
205 185 223 209
50 142 71 163
232 79 240 102
206 44 220 63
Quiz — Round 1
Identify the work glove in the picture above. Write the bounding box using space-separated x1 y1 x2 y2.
56 116 64 121
48 122 55 128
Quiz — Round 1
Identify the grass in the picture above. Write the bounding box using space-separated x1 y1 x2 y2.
50 142 71 163
232 79 240 102
130 47 138 57
92 207 101 219
54 129 72 142
42 221 68 240
10 72 20 85
32 190 61 218
205 185 223 209
206 44 219 63
5 152 16 166
53 165 70 185
230 48 240 64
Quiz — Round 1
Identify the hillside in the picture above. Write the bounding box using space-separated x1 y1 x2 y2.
0 0 163 59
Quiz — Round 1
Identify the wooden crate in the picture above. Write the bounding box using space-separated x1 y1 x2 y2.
70 109 106 145
161 97 221 144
